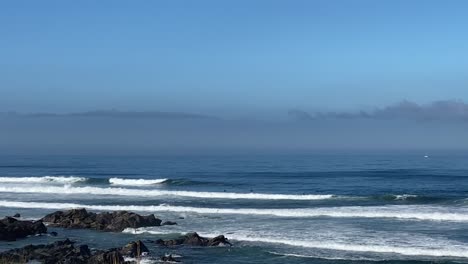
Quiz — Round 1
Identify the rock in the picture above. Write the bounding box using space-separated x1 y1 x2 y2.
88 250 125 264
161 254 180 262
162 221 177 226
0 239 91 263
50 231 58 237
0 239 149 264
119 240 149 258
154 232 231 247
13 213 20 218
0 216 47 241
42 209 162 232
207 235 231 246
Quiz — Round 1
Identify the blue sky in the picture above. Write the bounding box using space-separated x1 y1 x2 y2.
1 0 468 115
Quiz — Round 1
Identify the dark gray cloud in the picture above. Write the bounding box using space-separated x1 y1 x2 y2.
289 100 468 122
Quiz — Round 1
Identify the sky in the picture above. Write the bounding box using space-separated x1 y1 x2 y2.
1 1 468 153
1 0 468 116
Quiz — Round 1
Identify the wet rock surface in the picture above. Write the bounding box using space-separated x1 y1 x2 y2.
0 216 47 241
41 208 162 232
0 239 150 264
154 232 231 247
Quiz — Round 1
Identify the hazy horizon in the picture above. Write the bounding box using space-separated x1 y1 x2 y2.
2 1 468 154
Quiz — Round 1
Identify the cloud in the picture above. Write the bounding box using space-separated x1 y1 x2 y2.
289 100 468 122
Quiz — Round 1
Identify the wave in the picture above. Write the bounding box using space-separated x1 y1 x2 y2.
223 234 468 258
0 186 333 200
109 178 168 186
393 194 419 200
1 201 468 222
0 176 87 184
122 229 468 258
266 251 375 261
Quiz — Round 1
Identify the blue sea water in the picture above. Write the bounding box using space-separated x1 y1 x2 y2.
1 151 468 263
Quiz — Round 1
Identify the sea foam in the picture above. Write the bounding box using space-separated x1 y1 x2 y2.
109 178 168 186
222 234 468 258
0 176 86 184
0 185 333 200
1 201 467 222
122 229 468 258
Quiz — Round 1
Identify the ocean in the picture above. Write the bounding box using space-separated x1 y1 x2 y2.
0 151 468 263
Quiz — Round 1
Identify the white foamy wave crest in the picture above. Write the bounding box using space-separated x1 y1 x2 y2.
0 186 333 200
394 194 418 200
109 178 168 186
0 176 86 184
222 234 468 258
123 257 154 264
121 229 468 258
1 201 468 222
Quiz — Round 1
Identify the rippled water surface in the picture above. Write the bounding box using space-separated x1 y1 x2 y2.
1 152 468 263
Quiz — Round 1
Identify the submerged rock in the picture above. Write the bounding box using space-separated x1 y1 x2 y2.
0 216 47 241
162 221 177 226
0 239 150 264
13 213 21 218
154 232 231 247
41 208 162 232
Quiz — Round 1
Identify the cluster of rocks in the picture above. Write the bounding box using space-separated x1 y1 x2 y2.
1 209 231 263
0 239 149 264
0 216 47 241
154 232 231 247
41 209 162 232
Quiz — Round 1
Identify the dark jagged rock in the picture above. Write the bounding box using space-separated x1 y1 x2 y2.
0 239 91 264
154 232 231 247
87 250 125 264
162 221 177 226
118 240 149 258
0 216 47 241
207 235 232 246
50 231 58 236
161 254 180 262
41 208 162 232
13 213 21 218
0 239 150 264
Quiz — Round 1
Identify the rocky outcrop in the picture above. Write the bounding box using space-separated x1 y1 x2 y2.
161 221 177 226
118 240 149 258
0 239 150 264
0 239 92 264
154 232 231 247
0 216 47 241
87 250 125 264
41 209 162 232
161 254 180 262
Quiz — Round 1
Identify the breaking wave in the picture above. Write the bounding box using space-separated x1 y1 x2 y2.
223 234 468 258
1 201 467 222
0 186 333 200
0 176 86 184
121 229 468 258
109 178 168 186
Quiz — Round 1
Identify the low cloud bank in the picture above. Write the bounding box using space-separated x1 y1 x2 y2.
289 100 468 122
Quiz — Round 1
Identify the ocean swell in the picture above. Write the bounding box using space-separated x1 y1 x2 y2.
109 178 168 186
0 176 86 184
1 201 467 222
0 185 333 200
